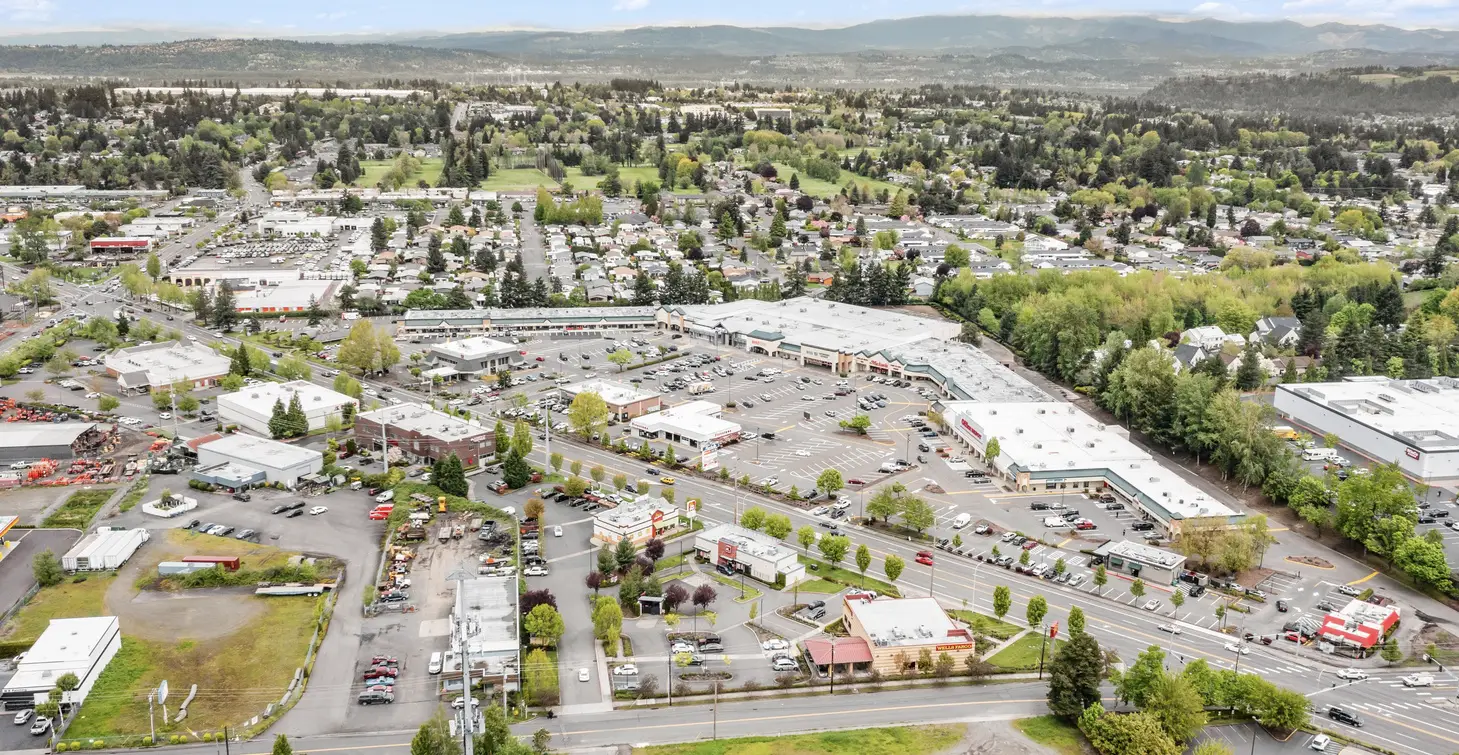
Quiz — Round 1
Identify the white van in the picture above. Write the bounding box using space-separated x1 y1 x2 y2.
1044 516 1069 528
428 652 443 675
951 513 972 529
1302 447 1339 462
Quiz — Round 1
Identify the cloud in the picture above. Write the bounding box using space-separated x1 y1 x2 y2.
0 0 54 22
613 0 650 10
316 11 350 20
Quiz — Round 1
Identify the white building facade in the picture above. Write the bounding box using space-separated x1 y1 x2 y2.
218 380 358 436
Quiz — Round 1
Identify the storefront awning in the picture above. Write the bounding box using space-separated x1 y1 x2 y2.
804 637 873 665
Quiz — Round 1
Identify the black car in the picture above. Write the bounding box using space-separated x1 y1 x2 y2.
1328 706 1362 727
1130 522 1156 531
1419 516 1436 524
185 518 202 529
1105 502 1124 511
287 509 304 518
270 504 289 514
1275 599 1289 612
1436 510 1451 519
1316 600 1337 612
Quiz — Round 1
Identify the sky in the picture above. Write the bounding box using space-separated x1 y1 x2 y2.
0 0 1455 34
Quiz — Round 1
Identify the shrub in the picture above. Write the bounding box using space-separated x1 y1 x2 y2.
92 740 105 749
142 736 152 746
55 743 67 752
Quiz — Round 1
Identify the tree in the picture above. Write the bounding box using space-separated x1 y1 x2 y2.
839 414 872 435
592 595 623 647
764 513 792 540
884 553 905 583
1093 565 1108 591
984 437 1001 466
865 488 903 523
691 583 718 611
740 506 767 531
1145 673 1208 744
32 549 62 587
98 395 120 412
1234 344 1265 391
853 544 874 585
818 534 851 566
613 537 638 573
992 585 1011 620
1381 637 1403 663
1046 631 1104 718
797 525 817 554
1068 605 1086 636
567 391 610 440
503 450 530 489
1116 645 1167 707
1130 578 1146 601
816 469 844 496
1026 595 1048 628
607 348 634 372
1079 707 1180 755
900 497 936 533
524 604 564 646
408 714 459 755
1170 589 1186 615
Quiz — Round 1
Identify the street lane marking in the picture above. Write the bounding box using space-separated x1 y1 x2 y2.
1348 571 1380 585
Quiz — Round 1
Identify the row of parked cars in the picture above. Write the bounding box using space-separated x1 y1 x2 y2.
184 519 259 541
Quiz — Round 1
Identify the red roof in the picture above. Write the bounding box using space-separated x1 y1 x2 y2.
804 637 873 665
1316 600 1400 649
185 433 224 452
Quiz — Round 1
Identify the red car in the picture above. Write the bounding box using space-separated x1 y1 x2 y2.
368 511 389 520
1022 540 1038 550
1075 522 1097 531
535 356 545 362
847 478 866 486
364 666 397 679
370 655 398 665
915 551 934 566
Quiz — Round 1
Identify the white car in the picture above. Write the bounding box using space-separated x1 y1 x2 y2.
1402 673 1434 687
1157 623 1182 635
187 335 198 342
1224 642 1251 655
29 716 50 735
523 566 549 577
553 525 563 537
13 708 32 725
1142 599 1162 611
577 667 590 682
158 412 172 420
810 506 829 517
451 696 479 709
309 506 328 516
612 664 638 675
762 477 779 487
1336 668 1369 681
670 642 695 654
794 449 811 457
762 639 790 651
85 392 100 399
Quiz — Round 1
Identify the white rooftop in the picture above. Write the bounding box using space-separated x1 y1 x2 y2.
595 495 676 528
1277 377 1459 452
699 522 796 563
632 400 739 440
357 402 489 440
103 341 231 386
219 380 355 415
197 433 323 468
848 597 961 649
947 401 1241 522
5 616 118 693
430 335 518 361
1099 540 1187 569
669 297 959 356
454 576 518 657
562 379 660 407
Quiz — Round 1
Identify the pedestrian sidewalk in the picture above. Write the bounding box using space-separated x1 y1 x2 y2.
611 670 1048 709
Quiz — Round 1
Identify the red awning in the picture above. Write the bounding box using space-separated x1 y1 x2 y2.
804 637 873 665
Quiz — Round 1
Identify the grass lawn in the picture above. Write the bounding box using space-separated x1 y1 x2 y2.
710 573 762 603
355 157 444 189
793 578 844 594
163 529 298 569
797 555 900 597
1013 716 1090 755
633 724 965 755
0 573 115 643
480 168 559 192
654 552 688 572
67 594 323 737
948 610 1023 641
988 633 1063 672
42 488 115 529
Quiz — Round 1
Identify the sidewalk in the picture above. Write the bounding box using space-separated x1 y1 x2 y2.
612 670 1049 708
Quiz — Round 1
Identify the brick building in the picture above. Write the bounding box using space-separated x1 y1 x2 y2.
354 402 495 467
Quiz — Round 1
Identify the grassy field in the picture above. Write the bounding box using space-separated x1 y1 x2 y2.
42 488 115 529
793 578 844 594
66 595 322 737
162 529 298 568
988 633 1063 671
632 724 965 755
797 556 900 597
0 573 115 643
947 610 1023 641
355 157 443 188
1013 716 1090 755
480 168 558 192
736 158 902 200
710 573 763 603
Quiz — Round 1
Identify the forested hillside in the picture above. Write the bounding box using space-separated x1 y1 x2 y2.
1142 71 1459 116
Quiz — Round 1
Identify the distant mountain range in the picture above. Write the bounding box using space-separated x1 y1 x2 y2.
3 15 1459 60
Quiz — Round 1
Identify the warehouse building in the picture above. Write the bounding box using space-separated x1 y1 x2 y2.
398 305 658 338
0 616 121 711
104 341 232 392
1274 377 1459 483
230 279 337 314
194 434 323 488
561 379 662 420
835 594 979 676
592 495 679 546
354 403 495 467
944 401 1243 536
0 422 108 463
630 400 740 449
218 380 358 436
694 523 806 585
62 528 150 571
426 335 520 378
1091 540 1187 587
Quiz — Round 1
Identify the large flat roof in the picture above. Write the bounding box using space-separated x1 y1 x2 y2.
401 305 657 324
947 401 1241 522
632 400 739 439
103 341 231 385
357 402 490 441
866 339 1048 404
562 379 660 407
848 596 963 649
668 297 959 355
429 335 517 361
455 576 518 657
219 380 355 416
197 434 323 469
0 422 95 449
6 616 119 693
1277 377 1459 452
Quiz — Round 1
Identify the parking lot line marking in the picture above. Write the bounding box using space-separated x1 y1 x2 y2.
1055 537 1074 549
1348 570 1380 585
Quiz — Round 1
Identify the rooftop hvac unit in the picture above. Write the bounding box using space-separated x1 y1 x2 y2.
1034 443 1042 449
1037 408 1046 414
1150 477 1159 483
1067 426 1075 433
1086 442 1096 448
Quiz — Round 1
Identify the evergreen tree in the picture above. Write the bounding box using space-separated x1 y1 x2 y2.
370 217 388 252
1047 632 1104 718
231 343 252 376
267 398 290 438
1234 344 1265 390
632 271 656 306
287 394 309 437
212 285 238 331
306 295 324 326
433 452 469 496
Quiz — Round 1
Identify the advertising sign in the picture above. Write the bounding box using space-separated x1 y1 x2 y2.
701 448 719 471
960 418 982 439
935 643 974 652
718 540 739 562
1407 448 1421 460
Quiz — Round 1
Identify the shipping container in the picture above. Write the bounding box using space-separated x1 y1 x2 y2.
182 555 241 571
159 561 221 575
